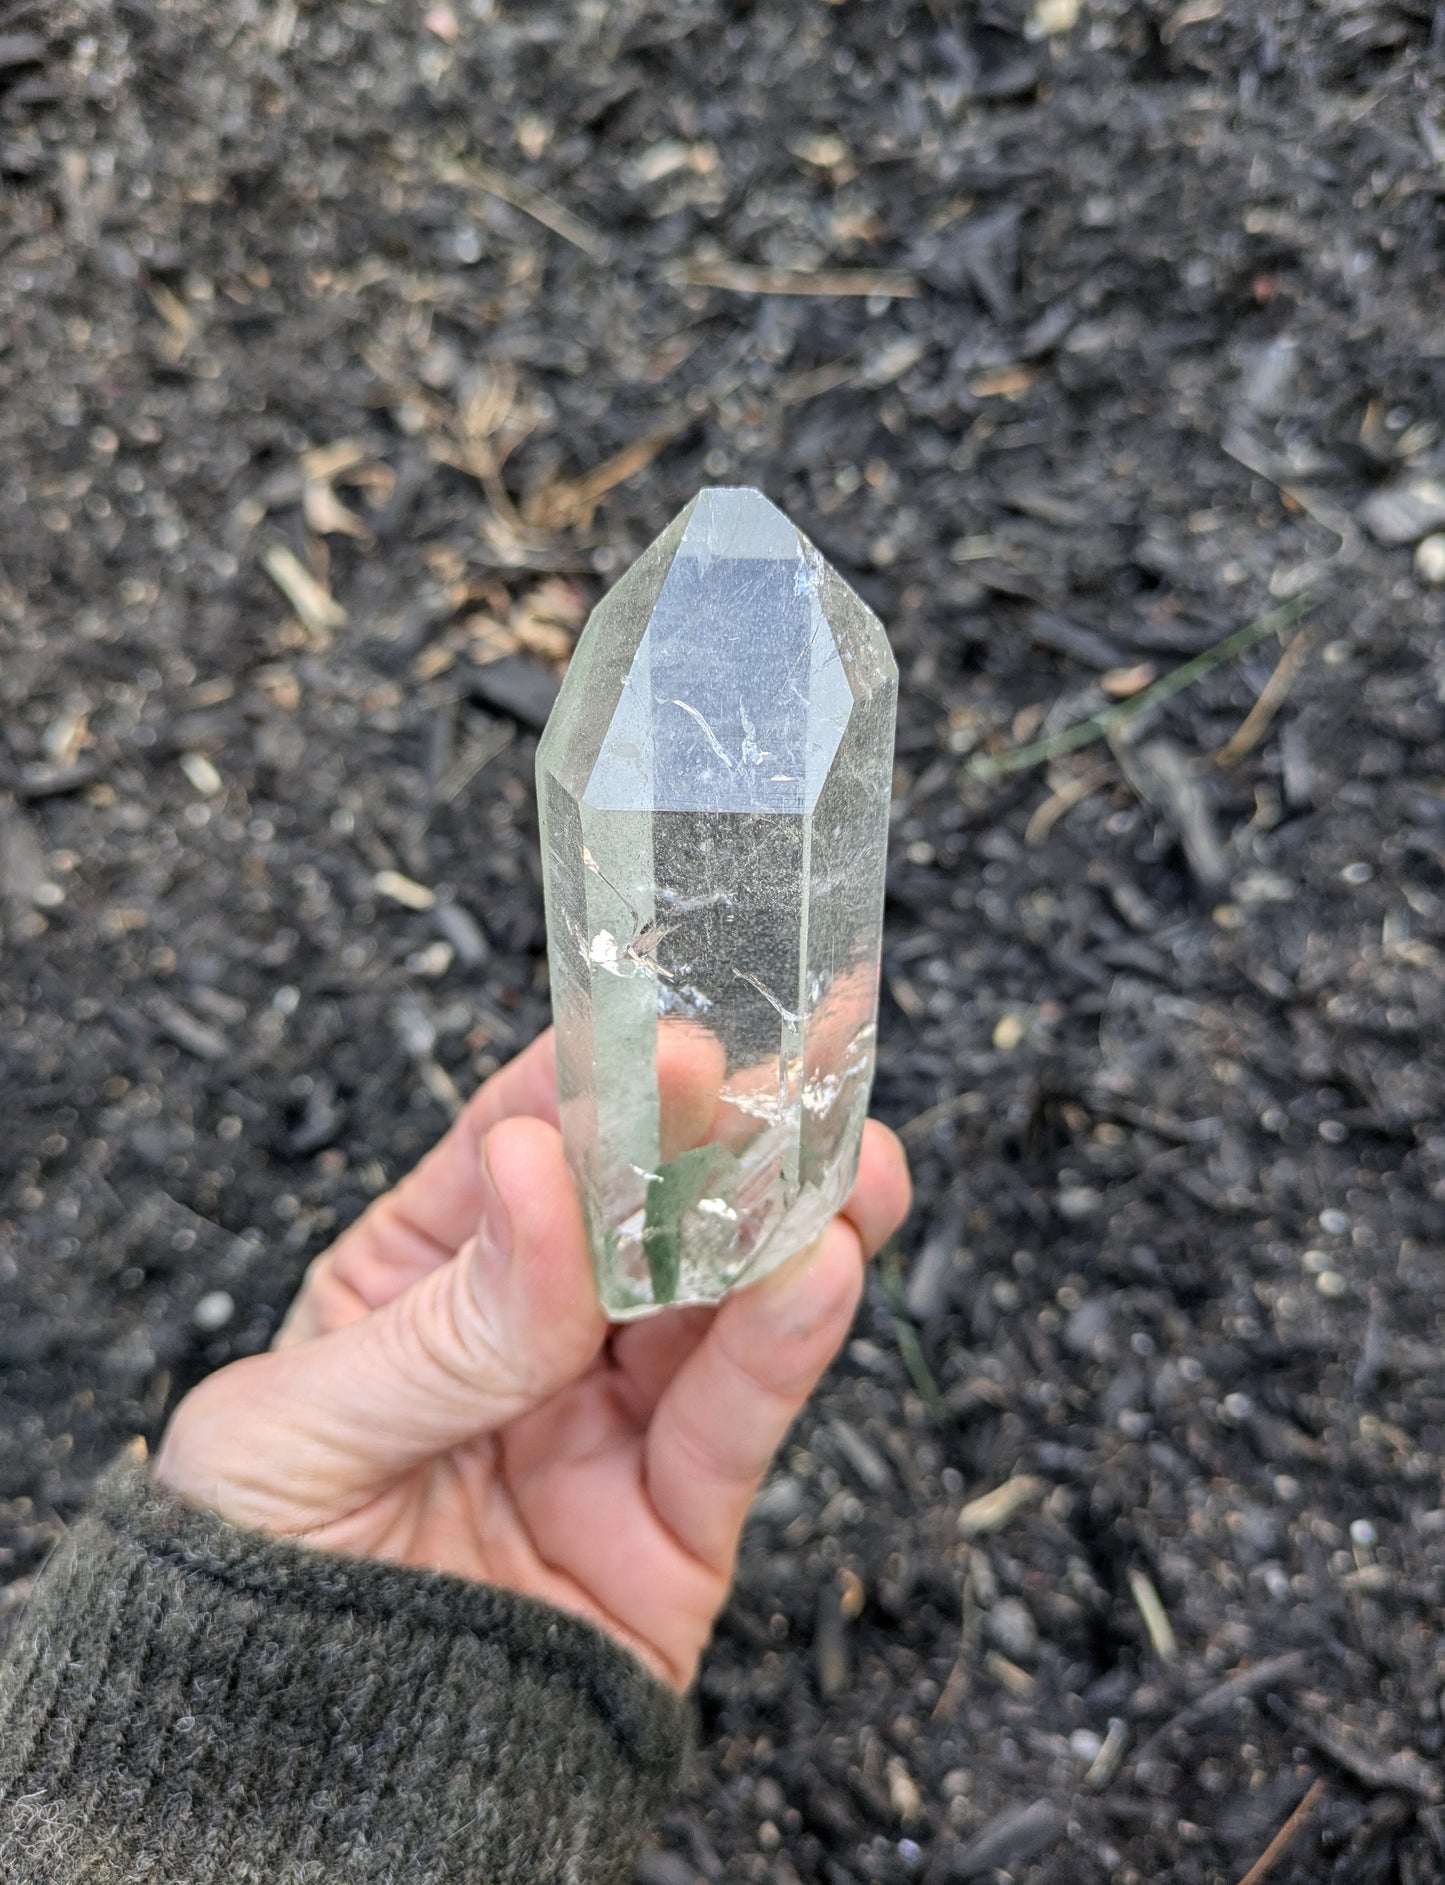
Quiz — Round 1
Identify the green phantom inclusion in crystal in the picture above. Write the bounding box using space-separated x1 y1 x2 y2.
536 487 898 1318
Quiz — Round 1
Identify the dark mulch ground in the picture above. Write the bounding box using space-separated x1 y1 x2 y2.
4 2 1445 1879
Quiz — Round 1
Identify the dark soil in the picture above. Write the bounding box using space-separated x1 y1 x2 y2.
4 2 1445 1879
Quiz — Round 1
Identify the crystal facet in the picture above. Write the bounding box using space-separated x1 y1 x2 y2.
536 487 897 1318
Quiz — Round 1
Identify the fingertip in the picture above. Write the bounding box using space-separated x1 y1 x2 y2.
481 1110 570 1204
729 1217 866 1390
845 1120 914 1259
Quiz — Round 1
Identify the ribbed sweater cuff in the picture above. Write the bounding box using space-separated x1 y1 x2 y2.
0 1450 690 1884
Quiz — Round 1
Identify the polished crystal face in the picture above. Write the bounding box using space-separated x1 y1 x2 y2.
536 487 897 1318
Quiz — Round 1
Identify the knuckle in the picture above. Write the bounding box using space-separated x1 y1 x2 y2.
381 1256 520 1402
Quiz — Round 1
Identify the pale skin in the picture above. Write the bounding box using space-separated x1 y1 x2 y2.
155 1028 912 1693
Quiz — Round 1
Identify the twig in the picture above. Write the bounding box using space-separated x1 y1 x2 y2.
932 1605 973 1724
878 1243 948 1420
1133 1651 1310 1766
262 544 347 635
675 260 919 299
435 719 515 806
898 1089 979 1144
1233 1778 1326 1885
1267 1702 1442 1801
778 359 859 403
1127 1568 1179 1663
1213 626 1313 766
964 596 1314 782
524 427 681 532
435 156 611 260
1025 762 1114 844
1162 0 1224 43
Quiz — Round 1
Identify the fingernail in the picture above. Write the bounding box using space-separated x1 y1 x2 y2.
478 1148 513 1268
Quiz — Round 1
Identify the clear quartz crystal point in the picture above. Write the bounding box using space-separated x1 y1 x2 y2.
536 487 897 1318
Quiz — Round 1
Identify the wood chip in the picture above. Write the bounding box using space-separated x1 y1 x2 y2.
629 138 717 184
958 1473 1044 1539
676 260 919 299
1162 0 1223 41
837 1566 865 1621
262 544 347 635
792 132 850 171
43 703 91 767
102 906 148 934
1358 474 1445 545
984 1649 1036 1696
373 869 437 912
0 31 44 67
466 613 518 663
257 665 302 712
299 438 371 483
150 996 229 1061
302 478 371 541
179 752 223 796
511 578 588 659
887 974 925 1018
1027 610 1129 670
21 763 98 803
886 1755 923 1827
968 365 1036 398
434 155 611 260
1084 1717 1129 1789
1127 1567 1179 1663
1102 661 1158 698
419 1056 465 1119
814 1578 850 1699
1417 533 1445 584
0 800 49 925
147 281 194 359
828 1418 892 1491
413 643 457 681
992 1011 1027 1051
1120 736 1231 893
465 654 561 729
952 1799 1065 1880
1028 0 1080 34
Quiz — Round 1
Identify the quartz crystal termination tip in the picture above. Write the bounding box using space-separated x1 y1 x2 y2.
536 487 897 1318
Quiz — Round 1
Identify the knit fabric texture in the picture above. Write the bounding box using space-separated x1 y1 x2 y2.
0 1451 690 1883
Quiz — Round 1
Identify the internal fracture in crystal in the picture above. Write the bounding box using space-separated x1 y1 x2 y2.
536 487 897 1317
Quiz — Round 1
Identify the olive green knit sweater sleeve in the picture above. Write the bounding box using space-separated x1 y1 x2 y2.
0 1451 690 1884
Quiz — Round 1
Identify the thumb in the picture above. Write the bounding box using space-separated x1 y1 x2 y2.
161 1118 607 1517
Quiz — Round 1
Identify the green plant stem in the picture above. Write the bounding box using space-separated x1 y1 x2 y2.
878 1242 948 1422
964 595 1315 782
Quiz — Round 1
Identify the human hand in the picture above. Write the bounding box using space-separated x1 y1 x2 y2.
154 1029 911 1691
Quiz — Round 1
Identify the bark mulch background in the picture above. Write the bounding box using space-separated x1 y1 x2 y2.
3 2 1445 1879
